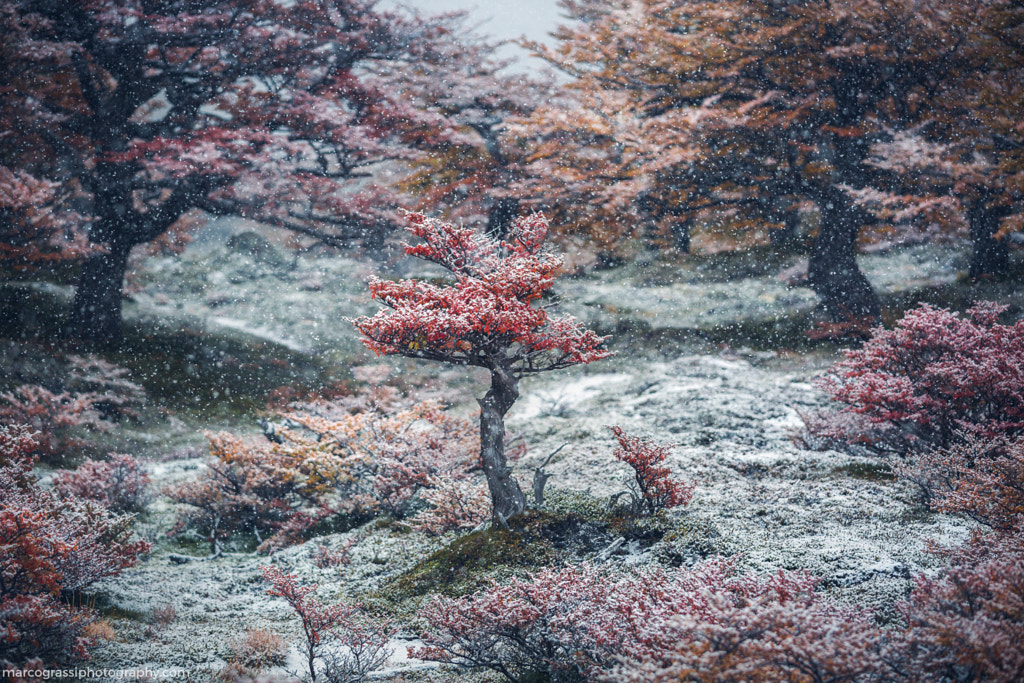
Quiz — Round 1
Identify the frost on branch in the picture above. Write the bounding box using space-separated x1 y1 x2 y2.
0 425 149 665
261 566 392 683
609 426 694 516
415 559 886 682
352 211 611 522
806 302 1024 456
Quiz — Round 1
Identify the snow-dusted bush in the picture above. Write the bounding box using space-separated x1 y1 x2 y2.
166 398 478 554
261 566 392 683
898 528 1024 683
0 385 108 460
0 426 149 664
609 426 694 516
804 302 1024 458
415 559 886 682
53 453 151 514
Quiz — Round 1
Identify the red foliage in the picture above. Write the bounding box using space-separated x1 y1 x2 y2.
261 566 392 683
416 560 885 682
0 385 109 460
412 478 490 535
807 302 1024 457
0 426 149 664
353 212 610 370
353 210 610 521
929 437 1024 532
610 427 694 516
167 398 478 554
899 528 1024 683
0 166 94 270
53 453 151 515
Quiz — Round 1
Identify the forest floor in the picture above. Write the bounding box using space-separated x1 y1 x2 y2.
4 220 1024 680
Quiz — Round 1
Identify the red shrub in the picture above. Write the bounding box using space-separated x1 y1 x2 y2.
807 302 1024 457
0 385 108 460
416 560 884 682
0 426 149 664
610 427 694 516
53 453 151 514
412 478 490 535
261 566 392 683
915 435 1024 531
898 528 1024 683
168 399 478 554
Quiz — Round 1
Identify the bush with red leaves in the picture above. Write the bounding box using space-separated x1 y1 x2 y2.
53 453 151 515
261 566 392 683
0 426 149 665
167 397 478 555
416 559 887 682
609 427 694 516
898 528 1024 683
804 302 1024 458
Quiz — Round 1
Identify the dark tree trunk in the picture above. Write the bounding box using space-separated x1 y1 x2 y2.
68 238 133 349
807 194 880 323
478 364 526 523
669 220 690 254
487 197 520 241
968 202 1010 280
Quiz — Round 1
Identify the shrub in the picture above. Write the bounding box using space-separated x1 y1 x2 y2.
609 427 694 516
416 560 886 682
230 628 289 670
0 385 108 460
262 566 392 683
53 453 151 514
0 425 149 664
898 528 1024 683
412 479 490 535
805 302 1024 458
167 399 478 554
926 436 1024 532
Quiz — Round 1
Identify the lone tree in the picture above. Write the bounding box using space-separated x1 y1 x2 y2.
353 212 610 522
0 0 463 347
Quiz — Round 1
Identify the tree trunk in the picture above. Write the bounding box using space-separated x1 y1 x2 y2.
486 197 520 241
807 195 880 323
68 238 133 349
968 202 1010 279
478 364 526 523
669 220 690 254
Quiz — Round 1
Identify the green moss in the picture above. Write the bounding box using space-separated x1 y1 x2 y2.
833 461 896 482
386 511 564 600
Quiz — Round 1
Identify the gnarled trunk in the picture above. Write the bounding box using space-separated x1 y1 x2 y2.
968 202 1010 280
487 197 520 241
478 364 526 523
68 237 133 349
808 193 880 323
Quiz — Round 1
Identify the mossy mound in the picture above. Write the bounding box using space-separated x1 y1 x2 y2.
384 510 614 602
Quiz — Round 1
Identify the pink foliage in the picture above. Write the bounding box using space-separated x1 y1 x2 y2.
811 302 1024 457
0 165 94 269
0 385 108 459
53 453 151 515
261 566 392 683
353 212 610 371
610 427 693 516
899 528 1024 683
416 560 885 682
0 426 149 664
413 478 490 535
